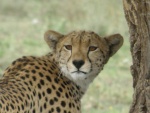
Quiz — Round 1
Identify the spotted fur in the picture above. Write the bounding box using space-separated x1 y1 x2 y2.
0 30 123 113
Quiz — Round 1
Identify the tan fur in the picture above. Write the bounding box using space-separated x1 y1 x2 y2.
0 30 123 113
45 30 123 91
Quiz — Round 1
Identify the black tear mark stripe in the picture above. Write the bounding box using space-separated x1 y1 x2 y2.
59 46 64 58
87 39 92 63
66 37 73 71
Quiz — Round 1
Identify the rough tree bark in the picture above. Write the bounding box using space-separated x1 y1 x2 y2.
123 0 150 113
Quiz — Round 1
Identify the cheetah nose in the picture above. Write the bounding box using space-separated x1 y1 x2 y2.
73 60 85 69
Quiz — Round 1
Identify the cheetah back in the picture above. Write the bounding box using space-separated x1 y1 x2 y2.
0 54 83 113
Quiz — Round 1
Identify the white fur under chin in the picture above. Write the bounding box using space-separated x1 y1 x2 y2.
61 67 99 92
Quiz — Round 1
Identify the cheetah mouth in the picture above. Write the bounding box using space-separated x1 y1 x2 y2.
71 71 87 74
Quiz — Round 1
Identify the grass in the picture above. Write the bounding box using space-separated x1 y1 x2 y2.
0 0 132 113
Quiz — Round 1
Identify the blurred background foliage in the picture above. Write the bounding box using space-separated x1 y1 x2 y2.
0 0 132 113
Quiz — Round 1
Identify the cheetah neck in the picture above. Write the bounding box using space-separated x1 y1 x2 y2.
60 70 99 93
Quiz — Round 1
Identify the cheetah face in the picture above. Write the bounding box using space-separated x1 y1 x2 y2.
55 31 108 81
44 30 123 91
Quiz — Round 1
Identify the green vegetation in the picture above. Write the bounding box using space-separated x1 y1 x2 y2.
0 0 132 113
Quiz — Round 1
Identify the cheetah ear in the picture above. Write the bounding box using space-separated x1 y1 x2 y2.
104 34 123 57
44 30 64 51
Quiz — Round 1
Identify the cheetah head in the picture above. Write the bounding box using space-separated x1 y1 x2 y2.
44 30 123 91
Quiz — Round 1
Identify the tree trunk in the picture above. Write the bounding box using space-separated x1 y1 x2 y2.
123 0 150 113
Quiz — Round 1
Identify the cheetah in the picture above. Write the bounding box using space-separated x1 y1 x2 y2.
0 30 123 113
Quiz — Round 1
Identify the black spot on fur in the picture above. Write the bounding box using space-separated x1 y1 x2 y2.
35 66 40 69
32 76 36 81
49 99 54 105
56 107 61 112
48 70 53 74
56 91 61 97
61 101 66 107
46 76 51 82
39 72 44 77
31 70 36 74
47 88 51 94
40 79 45 85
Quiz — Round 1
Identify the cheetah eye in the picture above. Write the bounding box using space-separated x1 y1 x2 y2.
89 46 98 51
64 45 72 50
